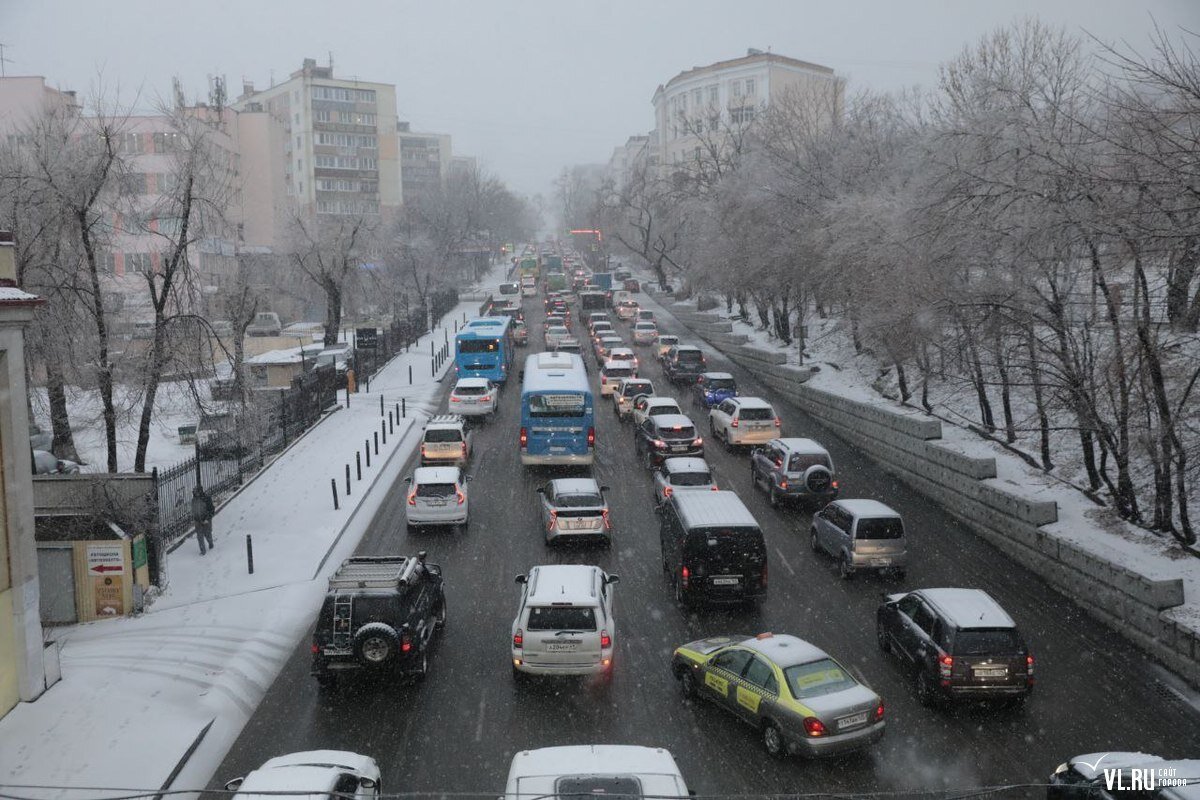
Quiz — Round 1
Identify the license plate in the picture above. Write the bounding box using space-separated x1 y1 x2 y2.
975 668 1007 678
562 518 597 530
462 398 476 404
550 446 566 453
425 500 447 507
670 445 689 452
870 558 891 567
546 643 578 652
837 711 869 729
711 577 740 586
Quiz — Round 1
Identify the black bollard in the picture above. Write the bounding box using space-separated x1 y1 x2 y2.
388 410 394 434
374 431 379 455
345 464 351 496
331 478 339 510
402 397 406 418
409 365 413 385
246 534 254 575
356 451 362 480
380 394 384 416
365 439 371 467
381 419 387 445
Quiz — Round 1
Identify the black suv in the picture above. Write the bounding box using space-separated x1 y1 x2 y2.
662 345 707 384
634 413 704 468
311 553 446 689
876 588 1033 706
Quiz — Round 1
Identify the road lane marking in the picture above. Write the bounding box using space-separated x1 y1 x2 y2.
474 689 487 741
774 547 795 576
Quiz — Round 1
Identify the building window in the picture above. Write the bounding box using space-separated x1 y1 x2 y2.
119 172 147 195
99 252 116 274
314 110 331 123
708 114 719 132
294 112 300 124
745 78 756 97
730 80 743 98
361 156 377 169
152 131 183 153
117 132 143 154
708 85 719 105
126 252 151 275
692 88 702 107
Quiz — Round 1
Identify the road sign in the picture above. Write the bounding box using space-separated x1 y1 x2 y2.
87 543 125 576
356 327 379 349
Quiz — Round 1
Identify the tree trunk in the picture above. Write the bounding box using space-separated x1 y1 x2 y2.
1165 236 1198 331
323 278 343 347
78 209 119 472
134 318 168 472
894 359 911 404
961 321 995 432
993 328 1017 443
916 344 933 413
1024 324 1053 471
1080 428 1102 492
45 361 80 462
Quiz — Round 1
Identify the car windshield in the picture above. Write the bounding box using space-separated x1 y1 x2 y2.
785 658 858 699
649 405 680 417
526 606 597 631
424 429 462 443
856 518 904 539
660 424 695 440
528 393 586 418
416 482 456 498
454 385 487 396
554 492 604 508
605 367 632 378
457 339 499 353
672 471 712 486
676 351 704 363
622 383 652 397
788 453 831 472
739 407 774 420
659 337 678 345
548 326 568 335
707 378 736 390
953 629 1022 655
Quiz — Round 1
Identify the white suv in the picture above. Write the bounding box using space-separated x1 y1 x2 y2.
420 415 471 466
504 746 689 800
225 751 380 800
709 397 780 449
449 377 497 417
405 466 469 532
600 359 636 396
511 564 619 680
612 377 655 419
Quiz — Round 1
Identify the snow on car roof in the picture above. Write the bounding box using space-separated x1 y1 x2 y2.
526 564 600 604
732 396 773 409
702 372 734 380
413 466 461 483
455 377 491 388
653 413 695 428
508 746 687 798
835 499 899 519
740 633 828 667
603 359 635 370
260 750 377 774
662 457 710 474
646 397 680 407
236 765 342 798
919 589 1016 629
550 477 601 495
775 437 830 455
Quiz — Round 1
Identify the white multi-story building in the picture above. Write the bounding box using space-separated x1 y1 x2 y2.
397 123 451 209
651 48 839 170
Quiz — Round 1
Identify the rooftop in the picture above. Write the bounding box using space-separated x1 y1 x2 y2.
835 499 900 519
741 633 827 667
920 588 1016 629
659 49 835 94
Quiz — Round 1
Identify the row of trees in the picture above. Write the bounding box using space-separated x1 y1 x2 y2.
0 85 537 474
588 21 1200 545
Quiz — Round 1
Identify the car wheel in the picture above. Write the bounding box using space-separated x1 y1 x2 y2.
810 528 820 552
769 484 781 509
679 669 697 698
838 556 854 580
643 449 654 470
724 430 734 452
414 650 429 682
876 622 890 653
914 670 936 706
436 599 447 629
762 721 787 758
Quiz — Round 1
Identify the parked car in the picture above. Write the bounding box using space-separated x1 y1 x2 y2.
811 499 908 579
224 751 381 798
599 359 636 396
672 632 885 758
536 478 612 546
310 552 446 687
405 467 470 532
612 377 654 419
632 321 659 345
663 345 707 383
708 397 780 449
652 456 718 505
693 372 737 409
246 311 282 337
634 413 703 467
449 377 497 418
750 438 839 508
511 565 619 681
631 395 682 428
504 746 688 800
876 588 1034 706
420 415 471 467
659 490 766 607
32 449 80 475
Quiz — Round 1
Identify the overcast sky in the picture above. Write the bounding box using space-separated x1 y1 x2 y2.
2 0 1197 198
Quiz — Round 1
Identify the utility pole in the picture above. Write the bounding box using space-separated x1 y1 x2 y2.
0 43 12 77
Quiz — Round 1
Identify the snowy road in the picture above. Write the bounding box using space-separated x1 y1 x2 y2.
209 288 1200 796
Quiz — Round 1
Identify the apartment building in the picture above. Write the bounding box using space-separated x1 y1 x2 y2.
233 58 402 233
397 123 451 209
606 133 653 190
651 48 840 170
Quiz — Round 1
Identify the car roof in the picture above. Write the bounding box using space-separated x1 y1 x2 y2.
834 499 899 519
508 746 687 797
773 437 830 455
645 397 680 407
236 766 341 798
739 633 829 667
701 372 734 380
674 345 702 352
653 413 695 428
918 588 1016 629
671 490 759 529
731 396 772 409
620 378 652 386
1067 753 1164 780
259 750 377 774
425 415 464 429
413 466 460 483
526 564 601 604
662 457 711 474
603 359 635 369
658 334 679 340
454 377 490 388
549 478 601 495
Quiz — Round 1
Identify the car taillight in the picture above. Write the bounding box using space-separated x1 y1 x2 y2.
939 655 953 681
874 702 885 721
775 417 782 428
450 395 461 402
731 418 739 428
803 717 826 737
1026 654 1035 680
602 509 611 528
653 439 666 449
601 375 607 384
692 437 703 446
456 487 466 505
681 566 689 588
587 427 596 446
513 629 523 649
519 427 528 448
710 484 719 491
420 445 428 456
481 395 492 402
600 630 611 648
310 643 319 654
832 480 839 489
780 480 788 490
547 510 558 530
407 491 417 506
401 632 412 653
697 376 703 384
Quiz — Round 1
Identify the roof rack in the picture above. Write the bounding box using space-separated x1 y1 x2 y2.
328 553 424 590
426 414 464 427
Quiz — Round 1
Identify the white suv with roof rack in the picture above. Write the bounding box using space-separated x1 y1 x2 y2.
504 746 689 800
420 415 471 466
709 397 780 448
224 751 381 800
511 564 619 681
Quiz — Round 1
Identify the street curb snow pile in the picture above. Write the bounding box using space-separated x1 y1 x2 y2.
669 300 1200 689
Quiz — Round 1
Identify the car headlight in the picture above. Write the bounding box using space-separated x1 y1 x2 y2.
1054 763 1069 775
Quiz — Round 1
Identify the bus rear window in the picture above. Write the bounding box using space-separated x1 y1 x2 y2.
458 339 499 353
528 393 586 418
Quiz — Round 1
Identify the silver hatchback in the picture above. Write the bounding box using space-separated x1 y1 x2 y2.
811 499 907 579
536 478 612 546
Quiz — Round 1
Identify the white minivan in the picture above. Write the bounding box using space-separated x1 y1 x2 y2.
511 565 618 680
504 746 689 800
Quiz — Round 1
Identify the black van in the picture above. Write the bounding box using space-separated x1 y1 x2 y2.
659 491 767 607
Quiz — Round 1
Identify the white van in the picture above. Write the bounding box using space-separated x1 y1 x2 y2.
504 746 689 800
511 565 618 680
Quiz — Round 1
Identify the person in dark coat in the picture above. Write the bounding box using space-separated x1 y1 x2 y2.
192 485 216 555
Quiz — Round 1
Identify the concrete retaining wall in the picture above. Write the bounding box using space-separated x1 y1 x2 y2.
671 306 1200 688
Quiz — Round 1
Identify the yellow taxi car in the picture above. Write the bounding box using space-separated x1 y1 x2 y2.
671 632 885 758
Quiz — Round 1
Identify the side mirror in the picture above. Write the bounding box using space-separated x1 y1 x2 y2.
515 574 527 584
403 476 412 484
600 485 610 492
465 474 474 482
535 487 545 494
606 575 620 585
518 370 525 381
359 777 378 790
225 778 245 792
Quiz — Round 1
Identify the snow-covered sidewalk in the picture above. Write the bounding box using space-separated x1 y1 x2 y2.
0 268 505 798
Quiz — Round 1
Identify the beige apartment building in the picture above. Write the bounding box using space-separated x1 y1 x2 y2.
651 48 840 170
233 58 402 244
397 123 451 210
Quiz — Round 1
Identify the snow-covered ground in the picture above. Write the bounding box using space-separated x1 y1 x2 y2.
0 262 507 799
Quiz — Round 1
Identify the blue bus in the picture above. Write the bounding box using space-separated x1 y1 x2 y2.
455 317 514 383
519 352 595 466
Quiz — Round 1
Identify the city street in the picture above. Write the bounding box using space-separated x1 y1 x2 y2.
211 287 1200 797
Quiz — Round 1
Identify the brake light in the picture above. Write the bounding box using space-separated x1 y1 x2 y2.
513 629 523 649
450 395 461 403
601 375 607 384
780 480 788 490
775 417 782 428
653 439 666 449
461 442 467 457
600 630 611 648
692 437 703 446
697 377 703 384
407 491 417 506
587 427 596 446
481 395 491 402
832 480 839 489
939 654 953 681
731 418 739 428
310 643 319 654
681 566 689 588
519 427 528 448
602 508 611 529
1026 654 1035 681
874 702 885 721
547 510 558 530
710 485 719 491
803 717 826 736
401 632 412 653
456 487 466 505
663 486 673 498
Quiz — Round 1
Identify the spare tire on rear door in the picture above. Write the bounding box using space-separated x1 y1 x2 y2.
804 465 832 494
353 622 400 667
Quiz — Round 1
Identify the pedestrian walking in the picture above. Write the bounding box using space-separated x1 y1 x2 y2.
192 485 216 555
